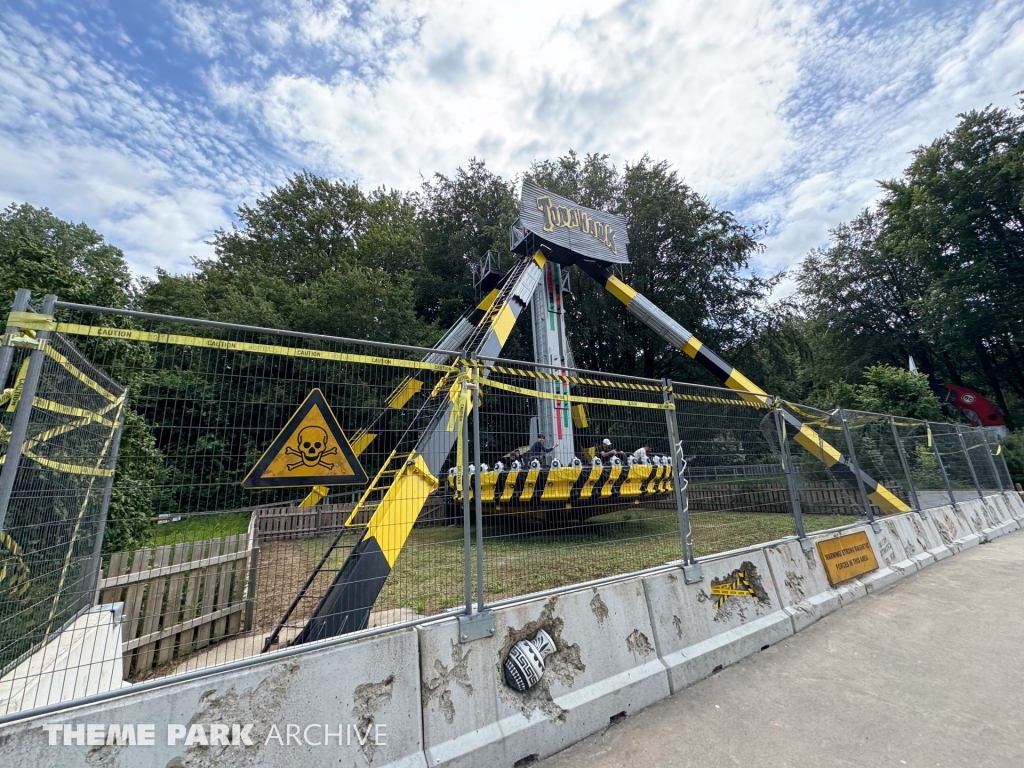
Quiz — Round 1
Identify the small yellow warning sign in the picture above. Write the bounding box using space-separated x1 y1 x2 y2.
817 531 878 586
241 389 367 489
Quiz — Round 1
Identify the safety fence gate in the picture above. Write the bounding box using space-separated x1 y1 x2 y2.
0 289 1015 718
0 294 126 714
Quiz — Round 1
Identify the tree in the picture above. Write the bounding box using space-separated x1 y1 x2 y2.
881 104 1024 424
797 101 1024 428
415 159 518 328
104 410 167 553
849 366 945 421
1002 430 1024 485
0 204 168 552
796 209 933 386
141 173 436 347
0 203 132 310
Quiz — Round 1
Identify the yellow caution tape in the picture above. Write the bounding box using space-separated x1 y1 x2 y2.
488 364 663 392
476 374 671 411
5 311 57 332
54 322 458 374
0 394 126 471
40 343 119 403
675 391 766 409
32 397 117 427
20 447 115 477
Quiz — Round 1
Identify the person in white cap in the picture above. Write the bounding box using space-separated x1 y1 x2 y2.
597 438 621 464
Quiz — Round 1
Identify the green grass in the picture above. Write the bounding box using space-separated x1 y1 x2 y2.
145 507 861 634
146 512 251 548
277 509 862 619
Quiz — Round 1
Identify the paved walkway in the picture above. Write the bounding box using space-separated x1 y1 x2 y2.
541 531 1024 768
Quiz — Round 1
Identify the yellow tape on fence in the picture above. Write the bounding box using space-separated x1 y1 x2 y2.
32 397 117 428
0 395 126 471
20 448 115 477
54 322 458 374
476 374 672 411
781 400 927 431
40 343 119 403
5 311 56 332
487 364 663 392
675 391 766 409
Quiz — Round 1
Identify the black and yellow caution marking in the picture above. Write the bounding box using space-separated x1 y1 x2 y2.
710 571 759 609
486 364 664 393
451 463 674 508
242 388 367 489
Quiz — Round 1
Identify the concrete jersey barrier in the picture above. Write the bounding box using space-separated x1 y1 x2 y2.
1003 490 1024 520
642 550 792 694
764 533 867 631
923 504 982 554
417 579 669 768
0 628 425 768
982 494 1021 535
2 499 1021 768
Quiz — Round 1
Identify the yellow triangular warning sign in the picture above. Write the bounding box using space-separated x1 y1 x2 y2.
241 389 368 489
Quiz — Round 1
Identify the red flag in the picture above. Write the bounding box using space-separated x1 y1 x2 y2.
941 384 1004 427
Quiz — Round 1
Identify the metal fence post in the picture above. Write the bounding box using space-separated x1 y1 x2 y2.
889 415 922 515
955 425 985 500
664 380 701 583
773 403 812 550
838 408 876 528
461 382 472 618
471 371 485 613
0 288 32 390
86 393 128 606
0 294 56 531
457 368 494 643
978 429 1004 493
929 424 957 506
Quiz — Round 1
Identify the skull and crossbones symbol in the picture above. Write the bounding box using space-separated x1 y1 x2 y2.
285 426 338 471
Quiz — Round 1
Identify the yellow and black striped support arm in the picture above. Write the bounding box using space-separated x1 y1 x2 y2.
295 281 511 508
292 253 549 643
578 260 910 515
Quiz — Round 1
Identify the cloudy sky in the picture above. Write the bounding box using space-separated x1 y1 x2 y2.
2 0 1022 290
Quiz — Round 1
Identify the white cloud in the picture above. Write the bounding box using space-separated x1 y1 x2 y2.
2 0 1022 289
752 0 1024 285
0 12 277 275
237 0 809 196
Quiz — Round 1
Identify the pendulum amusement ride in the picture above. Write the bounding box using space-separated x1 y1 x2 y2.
270 181 910 648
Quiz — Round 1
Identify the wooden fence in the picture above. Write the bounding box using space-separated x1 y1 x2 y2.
256 502 357 541
98 515 258 678
687 479 907 516
255 496 447 541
